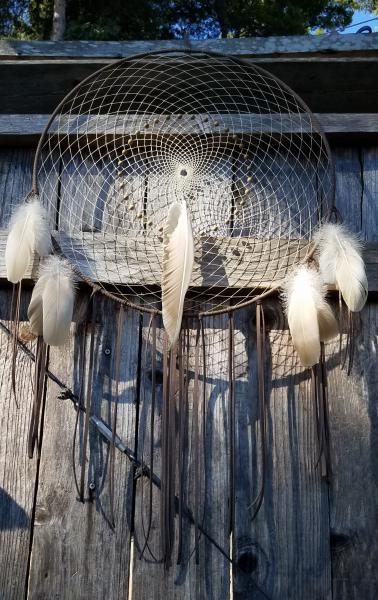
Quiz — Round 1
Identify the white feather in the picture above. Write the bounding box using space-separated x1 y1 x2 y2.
27 275 47 336
33 256 76 346
162 202 194 347
282 266 338 367
314 223 367 312
5 198 51 283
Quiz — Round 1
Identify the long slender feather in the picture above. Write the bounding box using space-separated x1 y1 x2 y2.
282 266 338 367
27 275 48 336
162 202 194 347
5 198 51 283
314 223 368 312
29 256 75 346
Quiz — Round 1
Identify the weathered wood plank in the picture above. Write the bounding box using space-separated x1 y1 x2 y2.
0 146 59 599
361 147 378 241
0 291 38 600
0 147 35 223
27 295 139 599
2 114 378 148
2 35 378 59
1 58 378 115
325 304 378 599
233 301 331 599
5 113 378 138
334 148 363 234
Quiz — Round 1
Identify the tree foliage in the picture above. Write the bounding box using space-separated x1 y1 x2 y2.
0 0 377 40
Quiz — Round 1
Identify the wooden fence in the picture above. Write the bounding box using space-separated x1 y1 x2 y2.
0 36 377 600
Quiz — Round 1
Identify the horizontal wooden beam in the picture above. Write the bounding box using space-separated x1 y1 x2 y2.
0 230 376 291
0 114 377 143
1 34 378 59
0 56 377 115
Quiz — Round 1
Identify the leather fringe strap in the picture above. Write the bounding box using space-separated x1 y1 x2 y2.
109 305 125 528
312 343 331 481
160 334 177 568
139 312 157 560
249 301 267 521
72 319 88 496
193 318 202 563
79 292 98 502
27 336 48 458
228 312 235 534
177 321 188 564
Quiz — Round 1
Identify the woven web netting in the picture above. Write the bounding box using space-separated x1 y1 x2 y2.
36 50 334 315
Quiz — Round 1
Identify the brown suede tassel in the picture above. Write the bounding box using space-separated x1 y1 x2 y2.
79 292 98 502
228 312 235 534
109 305 125 528
312 343 331 481
193 319 201 563
249 302 267 521
27 336 48 458
177 322 187 564
160 335 177 568
139 312 157 560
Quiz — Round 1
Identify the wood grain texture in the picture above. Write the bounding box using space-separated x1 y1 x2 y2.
1 58 378 115
233 301 331 600
361 147 378 241
325 304 378 600
0 290 37 600
0 147 34 224
27 296 140 599
334 148 363 234
4 113 378 141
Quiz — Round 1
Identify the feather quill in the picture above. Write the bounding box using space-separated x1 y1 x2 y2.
5 198 51 283
162 202 194 347
28 256 75 346
282 266 338 367
314 223 367 312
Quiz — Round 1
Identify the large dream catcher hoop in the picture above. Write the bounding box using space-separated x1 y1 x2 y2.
5 49 367 567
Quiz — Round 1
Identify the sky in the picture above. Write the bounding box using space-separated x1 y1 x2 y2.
343 9 378 32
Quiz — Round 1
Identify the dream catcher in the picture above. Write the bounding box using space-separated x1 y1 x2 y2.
5 50 367 567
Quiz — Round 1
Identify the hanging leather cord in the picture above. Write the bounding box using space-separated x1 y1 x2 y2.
193 318 201 563
72 320 88 496
79 292 98 502
320 343 331 480
228 311 235 534
248 302 267 521
312 364 326 476
27 337 47 458
177 323 186 564
0 318 275 588
109 305 125 528
168 347 177 566
347 310 355 376
200 318 207 542
161 334 178 567
338 291 343 360
139 312 158 561
312 346 331 480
